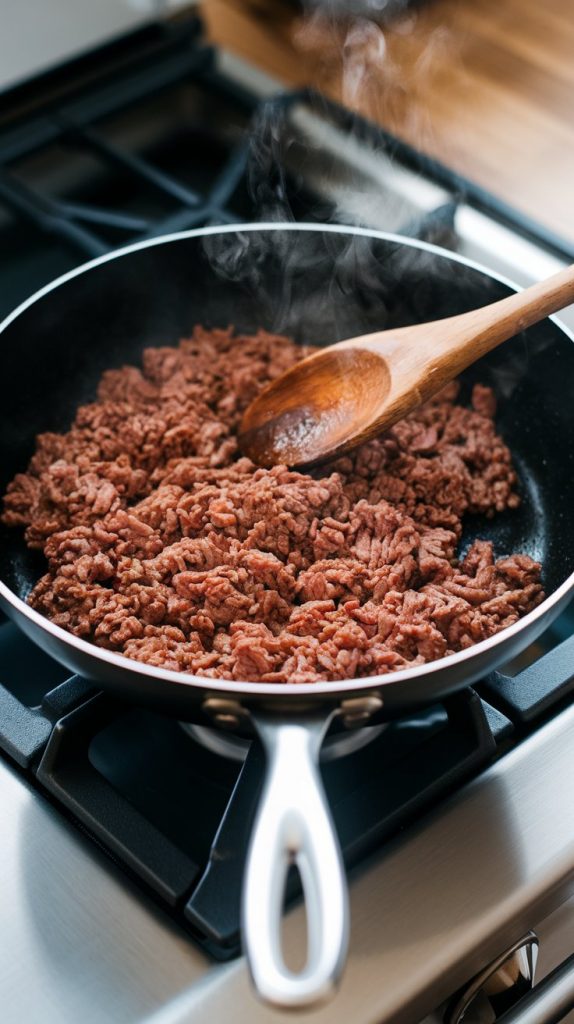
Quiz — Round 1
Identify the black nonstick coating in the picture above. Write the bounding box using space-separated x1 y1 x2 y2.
0 226 573 710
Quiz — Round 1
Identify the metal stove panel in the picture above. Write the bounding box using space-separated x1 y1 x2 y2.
0 760 208 1024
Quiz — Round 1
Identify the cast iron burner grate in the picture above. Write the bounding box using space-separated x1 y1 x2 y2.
1 603 574 958
0 21 455 262
1 15 572 322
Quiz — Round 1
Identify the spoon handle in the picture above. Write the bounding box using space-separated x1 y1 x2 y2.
448 262 574 360
354 263 574 443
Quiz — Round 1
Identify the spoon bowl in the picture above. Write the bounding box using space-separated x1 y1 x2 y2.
240 346 390 467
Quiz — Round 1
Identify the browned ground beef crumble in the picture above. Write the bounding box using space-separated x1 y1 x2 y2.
2 327 544 683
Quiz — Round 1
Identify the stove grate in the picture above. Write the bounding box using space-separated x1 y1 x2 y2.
0 20 250 257
1 18 572 267
35 684 498 958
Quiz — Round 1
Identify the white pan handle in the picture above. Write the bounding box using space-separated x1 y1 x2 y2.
242 711 349 1009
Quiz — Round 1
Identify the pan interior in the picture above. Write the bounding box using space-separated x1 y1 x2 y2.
1 227 573 644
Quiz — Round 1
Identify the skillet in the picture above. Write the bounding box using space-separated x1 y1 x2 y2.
1 223 573 1010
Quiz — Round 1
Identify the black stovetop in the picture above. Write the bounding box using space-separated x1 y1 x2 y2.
1 13 574 961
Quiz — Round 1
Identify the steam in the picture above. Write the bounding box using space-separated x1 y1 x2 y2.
291 0 458 152
246 101 295 225
202 0 470 340
341 18 387 107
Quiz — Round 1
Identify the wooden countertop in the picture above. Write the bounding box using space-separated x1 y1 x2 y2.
200 0 574 249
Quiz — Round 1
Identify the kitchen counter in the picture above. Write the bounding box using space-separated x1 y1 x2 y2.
200 0 574 249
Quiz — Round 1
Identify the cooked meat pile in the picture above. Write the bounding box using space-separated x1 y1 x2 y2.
2 327 543 683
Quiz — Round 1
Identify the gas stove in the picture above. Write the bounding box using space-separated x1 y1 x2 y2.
2 12 574 1024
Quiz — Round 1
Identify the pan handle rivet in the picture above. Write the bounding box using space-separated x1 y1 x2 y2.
339 695 383 728
203 697 250 730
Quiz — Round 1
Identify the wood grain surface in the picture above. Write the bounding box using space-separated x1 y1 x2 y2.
200 0 574 247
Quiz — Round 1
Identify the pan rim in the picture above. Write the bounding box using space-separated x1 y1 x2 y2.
1 220 573 698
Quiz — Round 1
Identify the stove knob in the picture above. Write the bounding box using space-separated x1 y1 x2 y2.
445 932 538 1024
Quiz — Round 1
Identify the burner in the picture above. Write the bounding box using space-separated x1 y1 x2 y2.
179 720 388 763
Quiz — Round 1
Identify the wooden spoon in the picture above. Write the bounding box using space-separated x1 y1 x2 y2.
239 263 574 469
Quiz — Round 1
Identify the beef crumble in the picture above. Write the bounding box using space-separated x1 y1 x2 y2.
2 327 543 683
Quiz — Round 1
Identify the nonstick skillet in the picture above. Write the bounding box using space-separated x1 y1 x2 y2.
1 224 573 1011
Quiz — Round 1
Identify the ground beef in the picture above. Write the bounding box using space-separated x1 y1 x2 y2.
2 326 544 683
